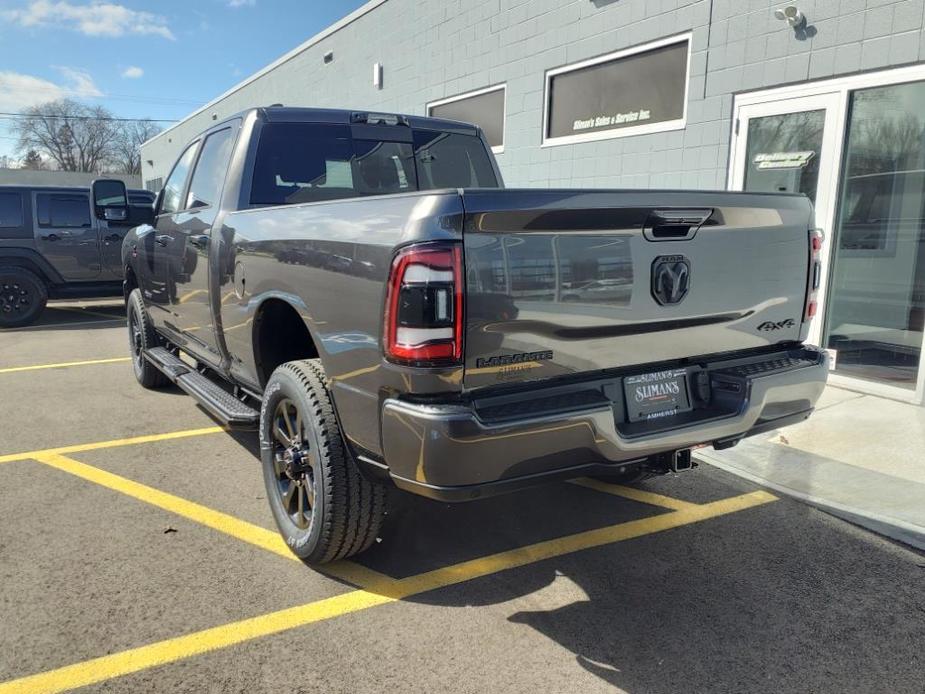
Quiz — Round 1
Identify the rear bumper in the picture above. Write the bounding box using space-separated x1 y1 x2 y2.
381 346 828 501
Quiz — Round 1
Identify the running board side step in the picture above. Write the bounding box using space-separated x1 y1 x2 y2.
144 347 259 429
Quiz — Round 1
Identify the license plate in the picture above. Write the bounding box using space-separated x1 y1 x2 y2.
623 368 692 422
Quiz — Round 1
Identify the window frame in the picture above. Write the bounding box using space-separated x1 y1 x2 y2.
35 192 92 229
157 140 201 217
185 125 236 212
427 84 506 154
0 191 24 228
541 33 692 148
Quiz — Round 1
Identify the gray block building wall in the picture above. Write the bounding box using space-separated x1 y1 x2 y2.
141 0 925 191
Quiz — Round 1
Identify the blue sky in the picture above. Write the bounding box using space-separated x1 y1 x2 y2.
0 0 369 158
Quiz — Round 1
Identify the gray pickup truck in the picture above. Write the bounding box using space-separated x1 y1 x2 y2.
0 184 155 327
93 106 827 565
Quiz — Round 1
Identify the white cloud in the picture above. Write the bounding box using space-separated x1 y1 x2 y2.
121 65 144 79
0 67 102 112
5 1 175 40
227 0 255 6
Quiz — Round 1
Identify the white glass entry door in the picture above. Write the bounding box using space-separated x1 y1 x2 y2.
729 93 843 348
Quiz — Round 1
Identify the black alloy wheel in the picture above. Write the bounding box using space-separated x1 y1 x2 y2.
260 359 387 564
126 288 169 388
270 398 317 531
0 267 47 328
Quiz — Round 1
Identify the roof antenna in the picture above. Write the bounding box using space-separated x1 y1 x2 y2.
268 103 284 107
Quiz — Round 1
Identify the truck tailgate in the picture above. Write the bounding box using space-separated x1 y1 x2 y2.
461 189 814 391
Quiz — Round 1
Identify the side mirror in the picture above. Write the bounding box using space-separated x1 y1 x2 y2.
91 179 129 222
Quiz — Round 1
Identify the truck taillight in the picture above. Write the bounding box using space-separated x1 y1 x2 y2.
804 229 823 322
384 243 463 365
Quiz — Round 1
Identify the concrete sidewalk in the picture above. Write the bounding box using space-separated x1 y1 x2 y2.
697 385 925 550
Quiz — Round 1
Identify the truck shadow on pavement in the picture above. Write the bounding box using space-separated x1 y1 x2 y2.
223 430 925 693
366 474 925 694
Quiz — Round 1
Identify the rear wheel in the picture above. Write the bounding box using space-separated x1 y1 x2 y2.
260 359 387 565
127 288 169 389
0 266 47 328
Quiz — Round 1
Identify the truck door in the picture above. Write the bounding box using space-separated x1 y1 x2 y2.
33 191 101 280
145 141 199 331
166 125 236 360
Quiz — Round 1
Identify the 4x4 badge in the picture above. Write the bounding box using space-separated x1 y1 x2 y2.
651 255 690 305
757 319 795 332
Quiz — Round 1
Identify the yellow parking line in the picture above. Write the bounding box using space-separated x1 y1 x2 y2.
0 427 224 465
569 477 701 512
37 453 295 559
0 489 775 694
0 590 394 694
33 453 394 589
0 357 131 375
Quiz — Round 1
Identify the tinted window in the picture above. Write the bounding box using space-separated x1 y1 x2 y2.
0 192 23 228
429 87 505 149
546 38 689 141
36 193 91 228
187 128 235 209
250 123 497 206
161 142 198 215
413 130 497 189
129 194 155 207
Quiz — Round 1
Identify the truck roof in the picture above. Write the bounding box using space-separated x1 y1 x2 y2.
245 106 482 137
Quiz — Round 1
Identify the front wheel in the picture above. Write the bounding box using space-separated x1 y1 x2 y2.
260 359 387 564
0 266 47 328
127 288 169 389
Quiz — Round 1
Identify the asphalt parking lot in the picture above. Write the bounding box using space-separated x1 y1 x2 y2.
1 301 924 694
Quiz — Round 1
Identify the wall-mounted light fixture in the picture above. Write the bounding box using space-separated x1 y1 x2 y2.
323 50 334 64
774 5 805 28
373 62 383 89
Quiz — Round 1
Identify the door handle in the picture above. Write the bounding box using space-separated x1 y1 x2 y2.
189 234 209 249
643 208 714 240
103 233 121 244
155 235 172 246
41 233 60 242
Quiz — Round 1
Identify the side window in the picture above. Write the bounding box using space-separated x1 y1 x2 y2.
0 192 23 228
186 128 235 210
160 142 199 215
36 194 91 228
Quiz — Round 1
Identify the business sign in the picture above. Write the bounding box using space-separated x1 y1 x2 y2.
544 35 691 145
753 151 816 170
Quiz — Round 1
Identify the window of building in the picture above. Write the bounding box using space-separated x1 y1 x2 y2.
0 192 23 228
187 127 235 210
160 142 199 215
36 193 91 228
427 85 506 153
543 34 691 146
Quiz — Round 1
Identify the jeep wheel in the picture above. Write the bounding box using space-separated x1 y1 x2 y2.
127 288 169 388
260 359 387 565
0 266 47 328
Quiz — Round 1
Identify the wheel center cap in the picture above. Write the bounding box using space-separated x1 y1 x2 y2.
282 445 310 479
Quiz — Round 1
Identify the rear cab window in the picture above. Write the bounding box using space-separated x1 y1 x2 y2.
249 122 497 206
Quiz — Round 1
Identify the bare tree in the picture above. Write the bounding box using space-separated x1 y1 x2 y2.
21 150 46 170
11 99 119 173
111 120 163 175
